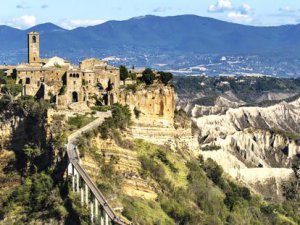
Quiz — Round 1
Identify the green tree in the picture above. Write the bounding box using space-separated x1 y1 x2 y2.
120 65 129 82
2 84 22 97
30 173 53 211
23 143 42 173
158 71 173 85
141 68 156 85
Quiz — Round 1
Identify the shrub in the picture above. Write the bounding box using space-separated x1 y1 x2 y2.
30 172 54 211
139 155 166 181
1 84 22 96
134 107 141 119
129 73 137 80
90 105 111 112
5 172 53 213
202 158 224 187
122 196 174 225
141 68 156 85
202 144 221 151
67 114 95 130
125 84 137 93
98 103 132 139
155 149 178 173
158 71 173 85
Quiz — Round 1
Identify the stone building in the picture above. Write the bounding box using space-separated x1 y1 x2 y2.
13 32 120 108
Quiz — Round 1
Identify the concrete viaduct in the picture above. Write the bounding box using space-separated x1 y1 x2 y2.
66 113 130 225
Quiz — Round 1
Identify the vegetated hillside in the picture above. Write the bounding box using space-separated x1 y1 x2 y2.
0 70 299 224
2 15 300 55
173 75 300 106
74 104 300 225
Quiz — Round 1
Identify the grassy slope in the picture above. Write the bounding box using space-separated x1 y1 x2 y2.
81 133 299 225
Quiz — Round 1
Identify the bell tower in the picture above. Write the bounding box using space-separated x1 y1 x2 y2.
28 32 40 65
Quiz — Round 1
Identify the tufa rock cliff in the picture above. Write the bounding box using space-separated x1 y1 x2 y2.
118 84 176 127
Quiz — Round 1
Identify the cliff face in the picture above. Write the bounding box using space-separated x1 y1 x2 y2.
0 117 21 150
188 98 300 201
118 84 176 127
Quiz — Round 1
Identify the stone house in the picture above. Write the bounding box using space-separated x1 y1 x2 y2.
12 32 120 108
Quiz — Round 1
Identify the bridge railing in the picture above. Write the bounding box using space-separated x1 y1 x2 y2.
66 112 130 225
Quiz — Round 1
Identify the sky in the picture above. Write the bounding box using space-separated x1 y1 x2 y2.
1 0 300 29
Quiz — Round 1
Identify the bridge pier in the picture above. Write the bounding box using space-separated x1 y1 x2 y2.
100 207 105 225
67 163 73 176
85 183 89 206
80 187 84 206
76 171 80 192
90 202 94 223
72 175 75 192
105 211 109 225
95 198 99 219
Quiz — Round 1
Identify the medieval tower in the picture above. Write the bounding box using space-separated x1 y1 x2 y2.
28 32 40 65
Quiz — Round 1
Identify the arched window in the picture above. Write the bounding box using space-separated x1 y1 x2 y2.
72 92 78 102
32 36 37 43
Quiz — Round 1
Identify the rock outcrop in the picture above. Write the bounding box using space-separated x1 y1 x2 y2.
191 98 300 201
0 117 21 150
119 84 176 127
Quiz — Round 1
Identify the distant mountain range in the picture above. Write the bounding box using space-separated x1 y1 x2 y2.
2 15 300 77
1 15 300 55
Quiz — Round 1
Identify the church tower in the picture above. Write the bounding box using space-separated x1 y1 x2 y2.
28 32 40 65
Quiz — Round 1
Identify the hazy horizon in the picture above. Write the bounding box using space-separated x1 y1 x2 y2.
1 0 300 29
3 14 300 31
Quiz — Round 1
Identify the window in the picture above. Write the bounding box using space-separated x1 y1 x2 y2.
73 81 76 85
26 78 30 84
32 36 37 43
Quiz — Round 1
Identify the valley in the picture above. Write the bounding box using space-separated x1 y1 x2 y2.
175 75 300 203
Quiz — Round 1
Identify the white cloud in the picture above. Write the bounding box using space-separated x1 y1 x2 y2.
208 0 233 13
279 6 297 13
0 15 37 29
227 11 253 23
239 3 252 15
60 19 107 29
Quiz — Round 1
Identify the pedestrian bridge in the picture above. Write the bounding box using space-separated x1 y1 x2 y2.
66 113 130 225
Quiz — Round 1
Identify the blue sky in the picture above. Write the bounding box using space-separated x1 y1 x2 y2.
1 0 300 29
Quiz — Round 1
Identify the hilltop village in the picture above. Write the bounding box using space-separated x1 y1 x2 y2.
1 32 175 122
4 32 121 108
